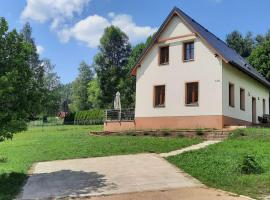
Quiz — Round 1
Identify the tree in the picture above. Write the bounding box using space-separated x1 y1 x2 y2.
40 59 61 116
87 78 101 108
59 83 73 112
71 61 94 111
226 31 254 58
94 26 131 108
248 40 270 80
118 36 153 107
21 22 44 118
0 18 37 141
255 30 270 46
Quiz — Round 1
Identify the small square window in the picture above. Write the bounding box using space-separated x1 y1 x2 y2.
186 82 199 106
154 85 165 107
159 46 169 65
183 42 194 61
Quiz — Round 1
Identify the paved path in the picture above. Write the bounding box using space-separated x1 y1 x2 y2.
21 140 249 200
21 154 202 199
160 140 221 158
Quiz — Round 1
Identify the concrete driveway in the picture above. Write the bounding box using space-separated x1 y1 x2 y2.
21 154 250 200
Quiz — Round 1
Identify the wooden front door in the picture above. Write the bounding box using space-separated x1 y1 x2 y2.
252 97 256 124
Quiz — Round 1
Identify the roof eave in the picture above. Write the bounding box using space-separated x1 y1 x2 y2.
229 61 270 88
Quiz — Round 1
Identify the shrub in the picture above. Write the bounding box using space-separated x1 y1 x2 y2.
239 155 264 175
63 112 75 125
74 109 104 125
196 128 204 136
0 156 7 163
230 128 247 139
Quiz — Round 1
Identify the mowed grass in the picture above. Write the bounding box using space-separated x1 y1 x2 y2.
0 125 202 200
167 128 270 199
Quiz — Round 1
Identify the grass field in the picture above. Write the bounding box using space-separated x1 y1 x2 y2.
167 128 270 199
0 125 202 200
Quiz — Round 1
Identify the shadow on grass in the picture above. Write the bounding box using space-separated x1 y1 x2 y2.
0 172 28 200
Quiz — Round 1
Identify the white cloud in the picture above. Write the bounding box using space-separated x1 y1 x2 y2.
36 45 44 54
111 14 157 43
21 0 90 29
62 14 157 48
60 15 110 48
21 0 156 48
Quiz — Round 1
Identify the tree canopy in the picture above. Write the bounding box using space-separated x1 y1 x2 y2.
71 61 94 111
94 26 131 108
248 40 270 80
0 19 39 140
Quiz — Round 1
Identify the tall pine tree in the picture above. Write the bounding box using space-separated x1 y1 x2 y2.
94 26 131 108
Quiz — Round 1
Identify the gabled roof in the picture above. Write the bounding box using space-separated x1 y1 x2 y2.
131 7 270 88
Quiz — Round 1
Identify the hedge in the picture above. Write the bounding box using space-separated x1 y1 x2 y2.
74 109 104 125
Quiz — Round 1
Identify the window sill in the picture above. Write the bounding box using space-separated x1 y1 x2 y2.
183 59 194 63
154 105 165 108
159 62 169 66
229 105 235 108
240 108 245 111
185 103 199 107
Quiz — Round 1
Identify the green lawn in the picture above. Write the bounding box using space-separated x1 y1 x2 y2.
0 125 202 200
167 128 270 199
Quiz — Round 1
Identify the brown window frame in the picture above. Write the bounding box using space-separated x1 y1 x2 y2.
263 98 266 115
159 46 169 65
153 85 165 108
229 83 235 107
240 88 245 111
185 82 199 106
183 41 195 62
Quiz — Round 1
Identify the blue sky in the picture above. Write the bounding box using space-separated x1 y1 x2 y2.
1 0 270 83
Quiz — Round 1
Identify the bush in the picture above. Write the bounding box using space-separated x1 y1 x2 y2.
230 128 247 139
239 155 264 175
196 128 204 136
74 109 104 125
63 112 75 125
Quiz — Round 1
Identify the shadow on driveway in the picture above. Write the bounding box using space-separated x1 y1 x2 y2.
21 170 117 199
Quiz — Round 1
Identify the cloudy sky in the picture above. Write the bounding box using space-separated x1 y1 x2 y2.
1 0 270 83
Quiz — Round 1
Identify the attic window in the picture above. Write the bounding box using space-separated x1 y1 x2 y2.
183 42 194 62
159 46 169 65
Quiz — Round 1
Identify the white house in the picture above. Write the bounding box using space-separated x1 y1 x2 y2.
104 7 270 131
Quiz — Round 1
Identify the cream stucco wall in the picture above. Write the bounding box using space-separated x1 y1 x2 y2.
135 16 223 118
222 62 269 123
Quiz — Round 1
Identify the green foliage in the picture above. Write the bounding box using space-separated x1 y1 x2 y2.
94 26 131 108
87 78 101 108
40 59 61 116
226 31 254 58
0 18 40 140
71 61 94 111
239 155 264 175
118 36 152 108
74 109 104 125
248 40 270 80
195 128 204 136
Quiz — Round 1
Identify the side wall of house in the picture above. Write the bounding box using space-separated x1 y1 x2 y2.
135 15 224 129
222 62 269 125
